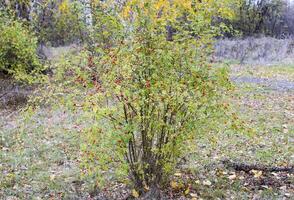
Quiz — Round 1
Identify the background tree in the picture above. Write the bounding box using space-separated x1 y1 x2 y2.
2 0 31 20
31 0 87 46
1 0 88 46
223 0 294 38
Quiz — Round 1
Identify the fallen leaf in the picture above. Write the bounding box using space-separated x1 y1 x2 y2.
228 174 237 180
190 193 198 198
283 128 289 133
271 172 279 177
174 172 182 177
184 188 190 195
261 185 269 189
251 170 262 178
132 189 139 198
284 193 291 198
143 183 150 191
203 180 212 186
50 175 55 181
222 171 228 175
170 180 178 189
93 106 98 113
280 186 287 191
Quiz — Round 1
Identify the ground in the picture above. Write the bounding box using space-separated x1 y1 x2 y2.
0 63 293 199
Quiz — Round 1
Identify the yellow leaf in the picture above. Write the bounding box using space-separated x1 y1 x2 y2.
222 171 228 175
251 170 263 178
122 5 131 18
143 183 150 191
184 187 190 195
50 175 55 181
59 0 69 13
170 180 178 189
174 172 182 177
93 106 98 113
132 189 139 198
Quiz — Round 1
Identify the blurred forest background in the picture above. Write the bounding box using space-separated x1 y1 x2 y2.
2 0 294 43
2 0 294 64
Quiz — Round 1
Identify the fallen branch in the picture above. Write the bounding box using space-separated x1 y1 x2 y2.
222 159 294 173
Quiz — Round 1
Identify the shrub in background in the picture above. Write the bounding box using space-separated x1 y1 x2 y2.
0 14 41 82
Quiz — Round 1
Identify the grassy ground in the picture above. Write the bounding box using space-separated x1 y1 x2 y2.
0 63 293 199
184 64 294 199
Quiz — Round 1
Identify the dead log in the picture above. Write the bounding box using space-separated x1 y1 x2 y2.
222 159 294 173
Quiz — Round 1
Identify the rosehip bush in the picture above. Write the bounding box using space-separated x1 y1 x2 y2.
44 0 237 196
